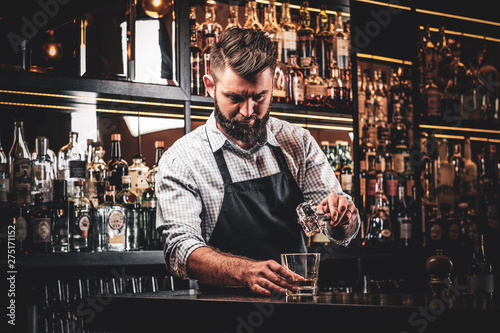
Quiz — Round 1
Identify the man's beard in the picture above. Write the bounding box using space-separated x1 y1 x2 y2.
214 97 270 144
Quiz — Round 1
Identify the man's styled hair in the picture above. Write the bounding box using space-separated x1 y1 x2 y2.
210 27 278 83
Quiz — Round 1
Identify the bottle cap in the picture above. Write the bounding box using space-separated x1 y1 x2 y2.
155 141 165 148
111 134 121 141
35 136 49 156
53 179 67 198
320 141 329 146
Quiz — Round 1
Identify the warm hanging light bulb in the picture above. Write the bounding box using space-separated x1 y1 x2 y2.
42 30 63 62
141 0 172 18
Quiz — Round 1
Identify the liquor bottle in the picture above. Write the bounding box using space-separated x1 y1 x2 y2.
87 141 108 208
390 102 407 153
31 136 54 204
477 45 498 122
463 138 478 210
243 0 263 30
458 202 477 247
340 145 353 197
9 120 32 205
304 60 327 106
31 193 51 253
116 175 141 251
129 155 149 202
467 233 494 294
374 70 390 155
384 155 399 220
426 206 445 250
445 211 461 250
315 4 333 79
58 131 86 198
286 54 305 105
364 174 393 247
2 192 30 254
436 139 454 213
263 0 282 62
408 184 422 247
273 59 288 103
422 73 441 117
189 6 204 96
366 155 379 215
393 144 410 176
332 11 349 77
107 134 129 193
359 127 376 172
51 179 70 253
279 0 296 65
150 140 165 179
85 138 94 167
451 143 465 210
436 26 453 89
200 0 223 49
69 180 93 252
403 157 415 202
95 185 126 252
396 182 412 247
422 24 438 83
142 167 159 250
0 126 9 203
296 1 314 74
420 136 435 206
227 1 241 29
325 62 342 108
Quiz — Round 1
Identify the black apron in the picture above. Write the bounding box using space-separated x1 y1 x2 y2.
207 143 308 264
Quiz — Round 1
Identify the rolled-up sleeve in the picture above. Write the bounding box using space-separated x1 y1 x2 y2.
156 152 207 279
300 131 360 246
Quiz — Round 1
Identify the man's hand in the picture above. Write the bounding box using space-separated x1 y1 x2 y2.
187 247 300 296
316 192 359 228
241 260 301 295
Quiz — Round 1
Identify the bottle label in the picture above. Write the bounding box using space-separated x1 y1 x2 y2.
143 200 156 209
306 85 327 98
129 170 149 190
469 275 494 293
15 217 27 242
69 160 86 179
399 217 412 239
13 158 31 190
0 178 8 202
292 76 304 101
300 57 312 68
406 180 415 198
282 31 296 50
393 153 406 174
449 223 459 240
109 234 125 245
33 218 51 243
77 213 91 237
341 174 353 193
336 38 349 69
109 210 125 230
367 179 377 196
386 179 398 196
430 223 442 241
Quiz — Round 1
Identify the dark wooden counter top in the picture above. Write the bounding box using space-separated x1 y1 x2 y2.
84 290 498 332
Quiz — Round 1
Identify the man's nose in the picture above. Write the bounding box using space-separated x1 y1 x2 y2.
239 98 255 118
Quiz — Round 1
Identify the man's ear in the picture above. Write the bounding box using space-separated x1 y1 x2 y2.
203 74 215 98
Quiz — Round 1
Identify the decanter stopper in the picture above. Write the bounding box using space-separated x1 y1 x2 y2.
425 249 454 296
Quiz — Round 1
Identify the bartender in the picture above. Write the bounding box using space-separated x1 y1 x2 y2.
156 27 360 296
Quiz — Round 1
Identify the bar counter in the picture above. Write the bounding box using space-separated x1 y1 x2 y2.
85 289 499 332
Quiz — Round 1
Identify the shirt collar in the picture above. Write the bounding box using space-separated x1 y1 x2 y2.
205 112 280 154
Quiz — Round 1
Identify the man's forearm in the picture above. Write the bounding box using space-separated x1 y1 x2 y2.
186 246 255 287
